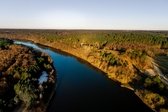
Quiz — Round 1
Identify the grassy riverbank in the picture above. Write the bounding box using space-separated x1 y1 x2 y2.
0 38 56 112
0 29 168 111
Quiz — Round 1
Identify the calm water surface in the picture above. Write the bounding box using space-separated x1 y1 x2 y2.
15 41 152 112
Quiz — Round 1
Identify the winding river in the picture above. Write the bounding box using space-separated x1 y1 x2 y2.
15 41 152 112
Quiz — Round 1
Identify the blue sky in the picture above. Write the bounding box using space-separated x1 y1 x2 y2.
0 0 168 30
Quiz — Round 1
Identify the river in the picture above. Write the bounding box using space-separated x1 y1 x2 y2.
14 41 153 112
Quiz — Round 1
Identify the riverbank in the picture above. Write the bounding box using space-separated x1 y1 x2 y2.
12 38 158 111
0 38 56 112
1 30 168 111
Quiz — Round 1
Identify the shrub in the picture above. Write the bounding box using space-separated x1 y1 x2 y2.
20 72 30 80
128 50 147 59
100 52 122 66
44 63 52 70
144 76 166 91
144 77 153 87
14 80 37 108
0 38 13 48
28 64 40 74
144 92 165 108
37 57 45 64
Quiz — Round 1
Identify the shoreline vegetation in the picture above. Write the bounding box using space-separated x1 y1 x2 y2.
0 30 168 112
0 38 56 112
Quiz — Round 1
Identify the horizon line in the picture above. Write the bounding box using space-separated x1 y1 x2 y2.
0 28 168 32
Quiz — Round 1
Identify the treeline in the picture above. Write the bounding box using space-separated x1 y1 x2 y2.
1 30 168 46
0 30 168 54
24 31 168 49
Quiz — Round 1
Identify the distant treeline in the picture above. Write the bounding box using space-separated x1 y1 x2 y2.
0 29 168 50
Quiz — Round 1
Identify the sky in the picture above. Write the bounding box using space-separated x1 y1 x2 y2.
0 0 168 30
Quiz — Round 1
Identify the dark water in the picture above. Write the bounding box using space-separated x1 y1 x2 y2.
15 41 152 112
